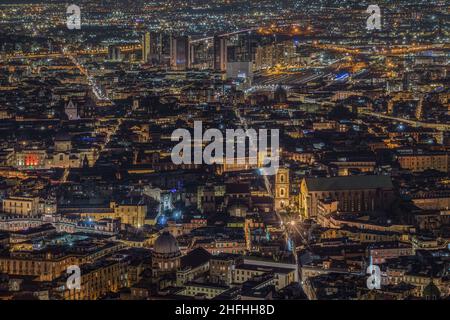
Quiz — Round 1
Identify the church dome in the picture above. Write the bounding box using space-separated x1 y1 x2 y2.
153 231 180 257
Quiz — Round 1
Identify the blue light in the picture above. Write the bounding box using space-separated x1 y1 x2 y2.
81 136 95 142
335 72 350 81
157 215 167 225
173 210 182 220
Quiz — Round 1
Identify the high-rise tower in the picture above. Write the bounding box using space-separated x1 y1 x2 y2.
214 36 227 72
170 35 190 70
142 32 151 63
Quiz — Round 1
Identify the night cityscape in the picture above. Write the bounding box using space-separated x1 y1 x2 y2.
0 0 449 305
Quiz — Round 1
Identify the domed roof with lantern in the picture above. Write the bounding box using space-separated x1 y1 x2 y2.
153 231 181 258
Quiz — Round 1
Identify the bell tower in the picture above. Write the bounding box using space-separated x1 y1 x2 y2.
275 167 290 211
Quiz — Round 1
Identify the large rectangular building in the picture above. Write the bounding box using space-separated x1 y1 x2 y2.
2 196 40 216
299 175 395 218
397 152 449 173
170 35 190 70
